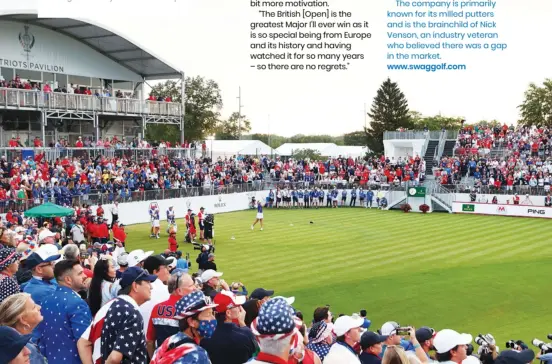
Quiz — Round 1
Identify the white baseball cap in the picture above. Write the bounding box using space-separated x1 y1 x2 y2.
200 269 222 282
127 249 153 267
117 253 129 267
434 329 472 354
380 321 400 336
334 315 364 336
38 230 56 241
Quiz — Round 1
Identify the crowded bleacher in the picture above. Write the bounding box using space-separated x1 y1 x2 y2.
434 125 552 194
0 137 430 213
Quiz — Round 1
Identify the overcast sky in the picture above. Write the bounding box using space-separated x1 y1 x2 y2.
6 0 552 136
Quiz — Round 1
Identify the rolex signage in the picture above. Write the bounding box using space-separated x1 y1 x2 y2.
462 204 475 212
213 195 226 209
407 187 426 197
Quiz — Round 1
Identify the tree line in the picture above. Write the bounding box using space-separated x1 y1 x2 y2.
148 76 518 152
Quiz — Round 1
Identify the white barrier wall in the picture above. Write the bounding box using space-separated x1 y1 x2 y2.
89 190 270 225
453 193 548 206
87 188 395 225
452 201 552 219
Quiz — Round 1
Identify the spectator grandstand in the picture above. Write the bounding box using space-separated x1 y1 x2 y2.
0 145 426 212
434 125 552 195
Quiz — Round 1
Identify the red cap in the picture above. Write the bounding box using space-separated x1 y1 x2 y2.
213 290 246 313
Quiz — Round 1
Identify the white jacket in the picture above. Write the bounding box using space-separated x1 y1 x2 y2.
323 342 361 364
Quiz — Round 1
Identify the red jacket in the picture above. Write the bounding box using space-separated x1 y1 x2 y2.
113 226 127 242
96 223 109 238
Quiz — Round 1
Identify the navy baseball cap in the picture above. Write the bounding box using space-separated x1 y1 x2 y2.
360 331 388 350
119 266 157 289
250 288 274 300
416 327 436 343
495 350 535 364
0 326 31 363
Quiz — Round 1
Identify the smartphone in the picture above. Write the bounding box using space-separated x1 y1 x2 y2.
396 327 411 336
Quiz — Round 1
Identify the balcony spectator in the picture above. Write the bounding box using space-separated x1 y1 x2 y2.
75 136 83 148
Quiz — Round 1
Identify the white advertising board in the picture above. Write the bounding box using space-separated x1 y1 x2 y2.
0 21 141 81
88 190 269 226
452 201 552 219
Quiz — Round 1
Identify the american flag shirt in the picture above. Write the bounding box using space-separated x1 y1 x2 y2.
150 332 211 364
100 296 148 364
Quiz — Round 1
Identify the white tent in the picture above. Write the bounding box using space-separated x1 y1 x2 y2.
331 146 369 158
275 143 338 156
275 143 368 158
207 140 275 159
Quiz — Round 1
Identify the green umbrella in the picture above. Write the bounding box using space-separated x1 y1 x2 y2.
24 202 74 218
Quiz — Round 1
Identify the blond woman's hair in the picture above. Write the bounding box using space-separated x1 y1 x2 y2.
382 345 410 364
0 292 31 327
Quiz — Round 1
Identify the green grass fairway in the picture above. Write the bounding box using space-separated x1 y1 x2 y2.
123 208 552 347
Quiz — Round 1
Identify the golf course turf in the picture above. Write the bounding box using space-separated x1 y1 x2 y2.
122 208 552 349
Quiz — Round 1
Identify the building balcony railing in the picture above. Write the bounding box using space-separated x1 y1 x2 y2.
0 147 201 163
0 88 182 117
384 131 429 140
384 130 459 141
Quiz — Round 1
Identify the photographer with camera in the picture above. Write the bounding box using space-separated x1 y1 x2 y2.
533 336 552 363
196 244 212 272
474 334 500 364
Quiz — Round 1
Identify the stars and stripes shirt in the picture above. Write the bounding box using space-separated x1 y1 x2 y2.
38 286 92 364
100 295 148 364
81 296 127 364
306 342 331 362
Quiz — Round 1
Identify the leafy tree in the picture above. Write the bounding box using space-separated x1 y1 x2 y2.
468 119 501 129
410 112 464 130
145 124 180 144
289 134 336 144
343 131 367 146
247 134 288 149
518 79 552 127
214 112 251 140
365 78 412 153
292 148 322 160
148 77 222 142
